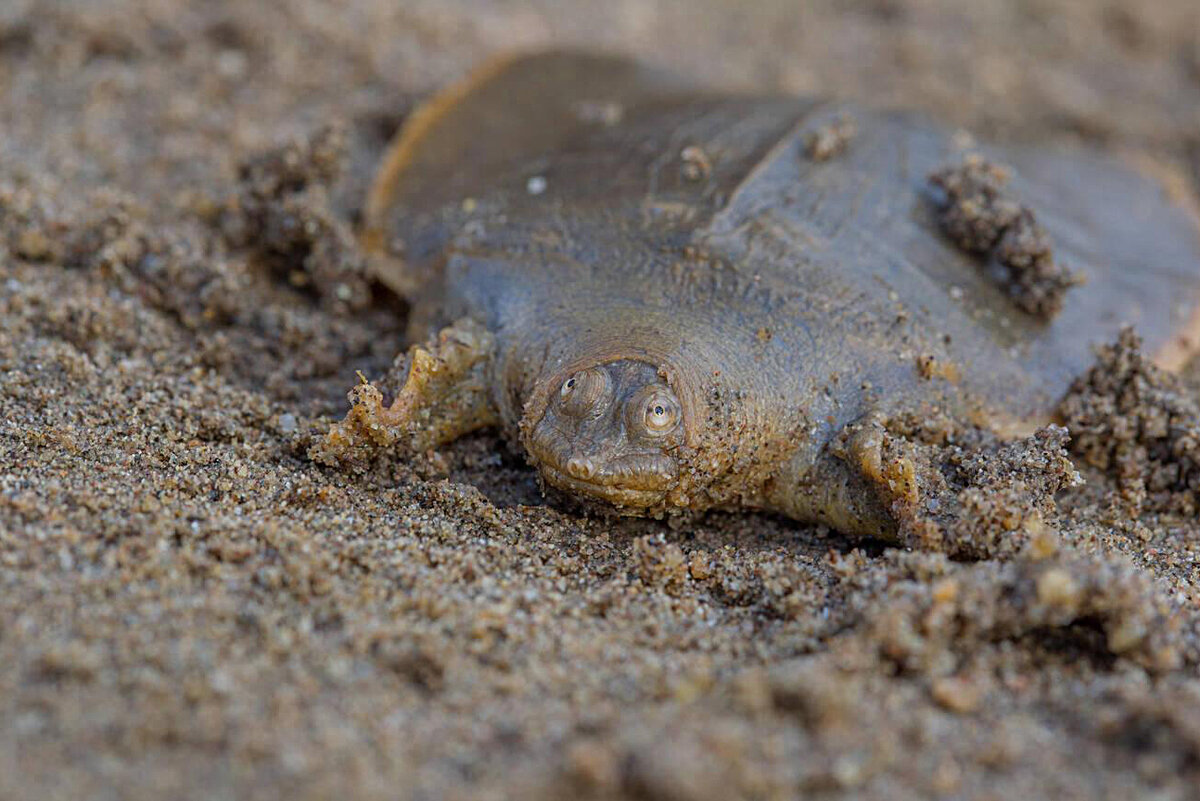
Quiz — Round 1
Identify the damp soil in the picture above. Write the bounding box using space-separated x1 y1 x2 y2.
3 2 1200 800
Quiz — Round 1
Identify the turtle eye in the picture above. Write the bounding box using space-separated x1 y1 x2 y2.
628 388 680 437
644 398 678 433
559 368 611 414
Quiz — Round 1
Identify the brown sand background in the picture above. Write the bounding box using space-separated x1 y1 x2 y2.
3 1 1200 799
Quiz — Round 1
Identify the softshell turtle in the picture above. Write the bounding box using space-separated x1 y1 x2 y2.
316 51 1200 538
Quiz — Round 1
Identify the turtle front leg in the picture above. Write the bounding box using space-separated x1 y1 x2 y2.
310 317 498 469
765 415 918 541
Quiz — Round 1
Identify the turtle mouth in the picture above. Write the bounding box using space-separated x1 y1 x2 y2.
537 461 675 509
531 443 679 508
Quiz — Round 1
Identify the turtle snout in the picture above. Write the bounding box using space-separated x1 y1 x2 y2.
565 455 597 480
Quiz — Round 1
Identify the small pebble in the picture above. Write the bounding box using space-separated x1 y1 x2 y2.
931 676 982 714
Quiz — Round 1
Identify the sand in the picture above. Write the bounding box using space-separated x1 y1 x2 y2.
2 1 1200 799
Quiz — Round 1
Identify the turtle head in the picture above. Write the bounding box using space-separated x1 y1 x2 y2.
524 359 686 510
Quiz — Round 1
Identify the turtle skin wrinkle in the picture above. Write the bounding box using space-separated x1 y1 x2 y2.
311 51 1200 540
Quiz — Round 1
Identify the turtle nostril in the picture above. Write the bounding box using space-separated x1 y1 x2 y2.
566 456 596 480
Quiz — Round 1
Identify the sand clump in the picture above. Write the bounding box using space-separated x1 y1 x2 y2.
1059 327 1200 515
217 123 374 314
842 550 1185 675
804 114 858 162
849 415 1083 560
929 156 1083 317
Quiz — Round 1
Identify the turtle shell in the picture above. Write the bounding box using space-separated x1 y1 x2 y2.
365 51 1200 454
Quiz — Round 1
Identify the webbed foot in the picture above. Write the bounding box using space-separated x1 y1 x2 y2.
787 414 1079 558
309 317 498 469
827 414 921 539
766 413 917 541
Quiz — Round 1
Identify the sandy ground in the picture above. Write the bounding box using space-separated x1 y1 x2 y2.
3 1 1200 799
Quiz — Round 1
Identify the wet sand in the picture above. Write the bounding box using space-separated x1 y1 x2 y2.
3 2 1200 799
